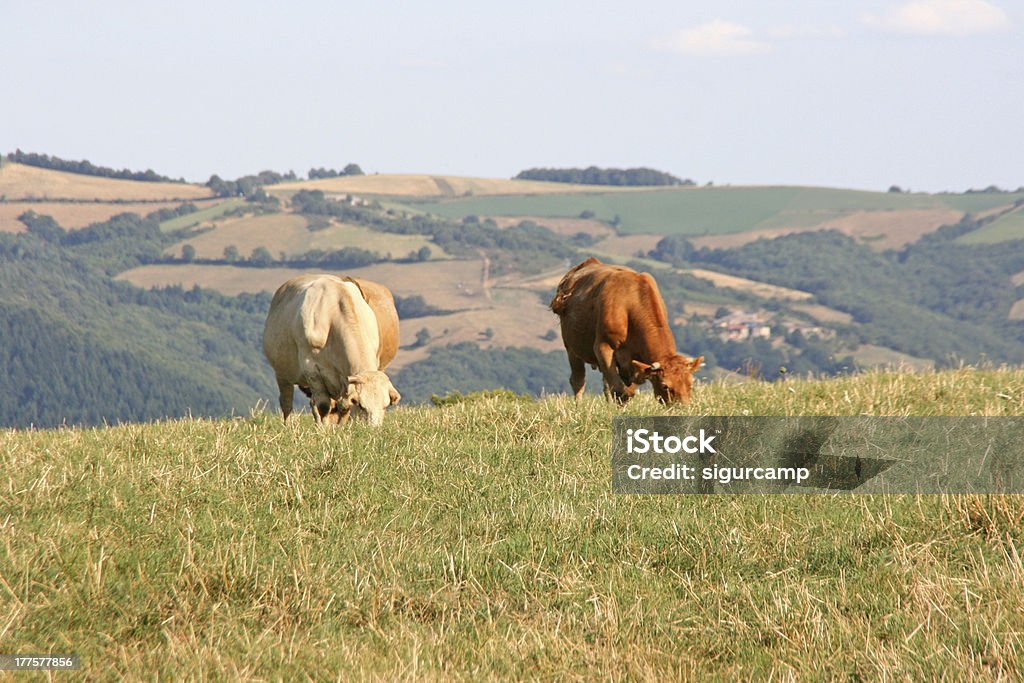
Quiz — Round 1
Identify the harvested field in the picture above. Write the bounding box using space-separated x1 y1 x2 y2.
489 215 614 238
0 162 213 201
0 199 220 233
592 234 664 260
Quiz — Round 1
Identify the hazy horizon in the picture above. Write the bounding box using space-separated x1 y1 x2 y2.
4 0 1022 192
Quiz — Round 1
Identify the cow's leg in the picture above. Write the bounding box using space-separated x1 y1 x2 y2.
594 341 632 404
277 379 295 421
567 352 587 403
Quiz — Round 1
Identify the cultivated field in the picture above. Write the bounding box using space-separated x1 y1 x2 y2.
168 214 442 261
265 174 644 198
0 162 212 201
3 368 1023 679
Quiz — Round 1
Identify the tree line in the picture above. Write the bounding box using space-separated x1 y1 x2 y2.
6 149 184 183
515 166 694 187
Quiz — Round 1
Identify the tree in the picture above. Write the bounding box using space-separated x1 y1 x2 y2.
415 328 432 347
223 245 240 262
343 163 364 176
181 244 196 262
249 246 274 267
416 246 431 261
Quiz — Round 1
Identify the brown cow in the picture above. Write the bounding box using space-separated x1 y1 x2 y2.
550 257 703 404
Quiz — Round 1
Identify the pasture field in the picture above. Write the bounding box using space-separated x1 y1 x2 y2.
2 369 1024 679
0 162 212 201
404 186 1024 237
957 206 1024 244
158 199 244 232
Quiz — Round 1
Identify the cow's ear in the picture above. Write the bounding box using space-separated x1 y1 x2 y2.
690 356 704 372
389 387 402 406
631 360 661 378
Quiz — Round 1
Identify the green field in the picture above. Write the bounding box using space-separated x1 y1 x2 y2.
3 368 1024 678
958 206 1024 244
404 187 1024 236
159 199 244 232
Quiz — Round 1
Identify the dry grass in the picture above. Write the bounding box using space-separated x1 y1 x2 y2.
2 368 1024 678
266 174 645 198
0 200 221 233
0 162 213 201
591 234 665 260
686 268 814 301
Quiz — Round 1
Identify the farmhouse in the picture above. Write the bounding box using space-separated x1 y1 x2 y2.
712 311 771 342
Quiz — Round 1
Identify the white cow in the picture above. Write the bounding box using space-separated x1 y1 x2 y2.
263 274 401 426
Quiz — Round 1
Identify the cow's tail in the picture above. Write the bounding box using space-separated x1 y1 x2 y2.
549 290 571 315
550 257 599 314
300 287 335 350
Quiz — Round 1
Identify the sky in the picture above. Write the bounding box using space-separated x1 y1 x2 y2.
3 0 1023 192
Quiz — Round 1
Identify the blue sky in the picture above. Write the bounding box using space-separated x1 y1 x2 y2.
3 0 1022 191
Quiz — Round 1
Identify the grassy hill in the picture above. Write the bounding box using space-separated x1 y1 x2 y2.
3 369 1023 678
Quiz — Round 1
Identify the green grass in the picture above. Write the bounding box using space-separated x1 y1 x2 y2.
3 368 1024 678
159 199 244 232
403 187 1024 237
958 206 1024 244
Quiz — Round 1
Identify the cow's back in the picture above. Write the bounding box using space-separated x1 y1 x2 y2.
550 258 673 363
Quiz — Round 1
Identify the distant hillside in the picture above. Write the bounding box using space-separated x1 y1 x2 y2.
0 217 272 427
400 185 1024 241
264 173 645 198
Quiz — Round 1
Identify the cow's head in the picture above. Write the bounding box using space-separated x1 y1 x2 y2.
631 355 704 404
341 371 401 426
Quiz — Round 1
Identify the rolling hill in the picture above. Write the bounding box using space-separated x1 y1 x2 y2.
3 154 1023 424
